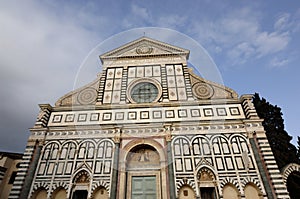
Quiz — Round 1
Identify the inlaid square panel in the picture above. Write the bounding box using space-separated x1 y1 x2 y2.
191 109 200 117
217 108 227 116
128 112 137 120
90 113 100 121
140 111 149 119
115 68 123 78
136 67 144 77
128 67 136 77
103 92 112 104
113 79 122 90
229 107 240 116
52 115 62 123
167 76 176 87
65 114 75 122
166 65 174 75
115 112 124 120
78 114 87 122
144 66 153 77
103 112 112 121
105 79 114 91
176 76 185 87
112 91 121 104
174 64 183 75
168 88 178 101
204 108 214 117
177 87 187 100
178 109 187 118
153 111 162 119
107 68 115 79
153 66 161 76
165 110 175 118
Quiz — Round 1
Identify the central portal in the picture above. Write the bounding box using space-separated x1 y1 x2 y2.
126 144 161 199
131 176 157 199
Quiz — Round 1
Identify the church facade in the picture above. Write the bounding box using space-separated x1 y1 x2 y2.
9 37 291 199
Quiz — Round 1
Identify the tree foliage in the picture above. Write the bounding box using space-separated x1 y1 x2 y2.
252 93 300 169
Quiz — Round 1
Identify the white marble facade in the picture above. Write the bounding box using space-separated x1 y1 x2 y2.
9 37 290 199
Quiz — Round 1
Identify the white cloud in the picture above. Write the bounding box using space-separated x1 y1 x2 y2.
131 4 151 20
254 31 290 57
270 57 289 68
0 1 108 152
157 15 187 29
189 7 293 66
122 4 152 28
274 13 291 31
227 42 255 64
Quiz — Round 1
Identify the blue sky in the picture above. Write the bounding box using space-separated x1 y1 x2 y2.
0 0 299 152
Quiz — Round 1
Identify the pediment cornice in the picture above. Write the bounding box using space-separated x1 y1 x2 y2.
99 37 190 64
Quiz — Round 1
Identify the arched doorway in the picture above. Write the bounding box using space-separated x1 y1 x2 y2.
197 168 218 199
71 170 90 199
126 144 161 199
287 171 300 199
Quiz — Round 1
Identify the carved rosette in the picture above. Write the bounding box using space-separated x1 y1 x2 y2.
77 88 97 105
192 82 214 99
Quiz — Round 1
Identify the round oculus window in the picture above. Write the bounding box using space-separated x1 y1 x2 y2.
129 82 160 103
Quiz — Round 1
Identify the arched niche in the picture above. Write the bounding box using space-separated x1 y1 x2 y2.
244 183 262 199
222 183 240 199
52 187 67 199
197 167 218 199
92 186 109 199
178 185 196 199
31 188 47 199
120 139 166 164
126 144 160 170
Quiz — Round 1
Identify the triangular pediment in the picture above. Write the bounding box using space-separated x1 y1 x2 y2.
100 37 190 63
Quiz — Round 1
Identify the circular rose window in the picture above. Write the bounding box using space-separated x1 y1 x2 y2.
127 79 162 103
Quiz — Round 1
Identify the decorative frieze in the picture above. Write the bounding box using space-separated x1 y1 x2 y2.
48 104 245 127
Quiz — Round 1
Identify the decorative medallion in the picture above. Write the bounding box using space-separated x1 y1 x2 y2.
136 45 153 54
192 83 214 99
77 88 97 105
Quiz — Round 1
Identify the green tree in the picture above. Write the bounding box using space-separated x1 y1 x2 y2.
252 93 299 169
